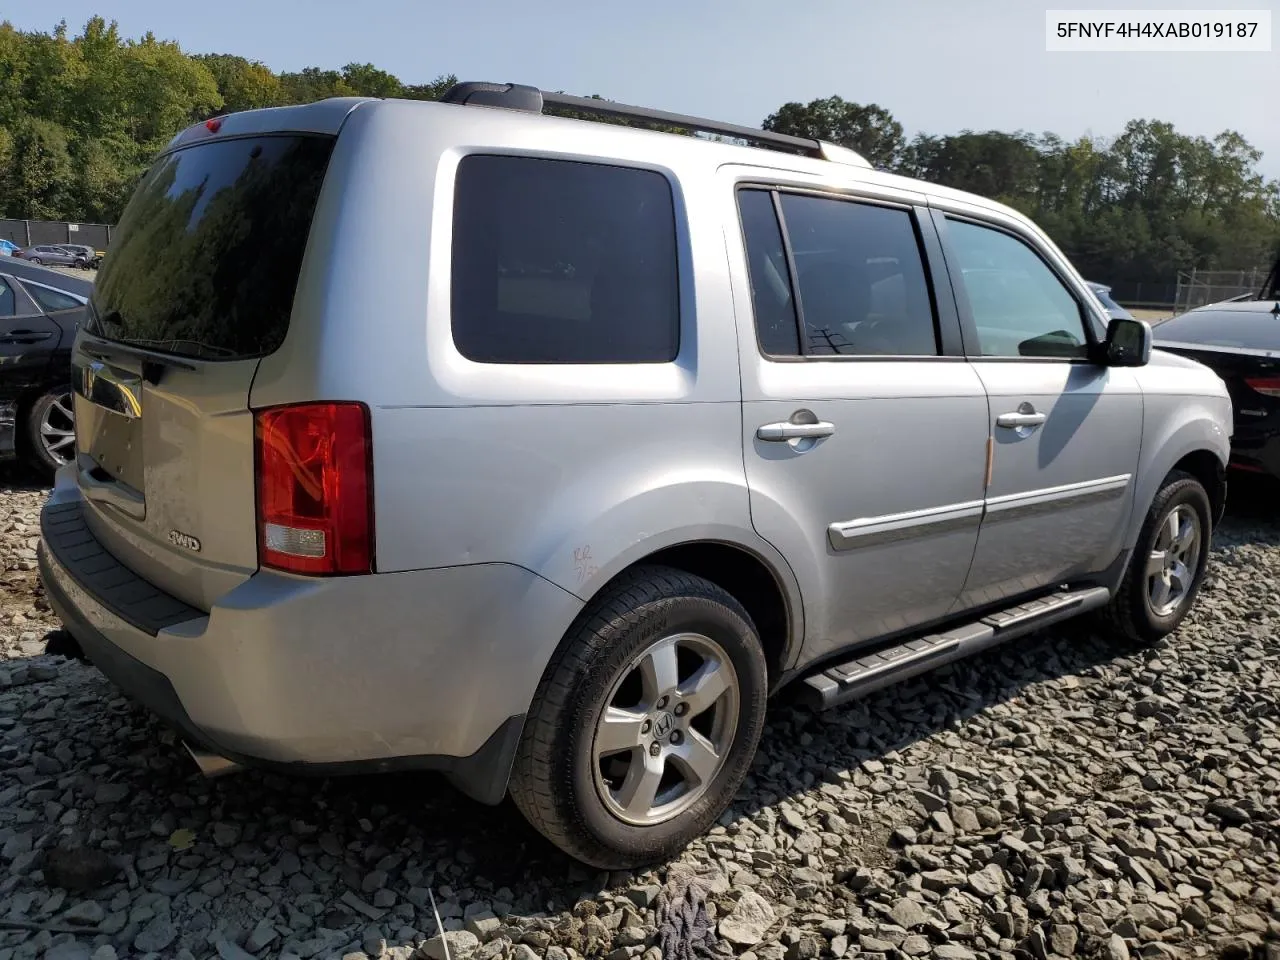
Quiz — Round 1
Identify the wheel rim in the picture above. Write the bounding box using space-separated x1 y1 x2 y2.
592 632 739 827
1146 504 1202 617
39 392 76 465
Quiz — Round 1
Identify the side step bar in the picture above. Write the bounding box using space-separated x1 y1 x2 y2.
800 586 1111 710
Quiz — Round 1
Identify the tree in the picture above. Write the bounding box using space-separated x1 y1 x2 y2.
194 54 285 112
763 96 905 168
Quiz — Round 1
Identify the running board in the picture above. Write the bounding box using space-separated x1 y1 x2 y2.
800 586 1111 710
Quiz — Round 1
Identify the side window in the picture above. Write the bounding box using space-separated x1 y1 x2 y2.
738 190 799 356
778 193 939 356
946 218 1088 359
451 155 680 364
24 283 81 313
0 279 14 318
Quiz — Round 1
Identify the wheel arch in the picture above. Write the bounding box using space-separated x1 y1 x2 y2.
570 533 804 687
1128 405 1230 551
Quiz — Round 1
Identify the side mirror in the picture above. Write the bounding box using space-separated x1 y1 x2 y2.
1100 316 1151 367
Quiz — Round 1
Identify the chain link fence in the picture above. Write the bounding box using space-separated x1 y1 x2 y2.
1174 266 1269 314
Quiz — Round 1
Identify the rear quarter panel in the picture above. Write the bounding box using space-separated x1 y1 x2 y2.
249 99 799 641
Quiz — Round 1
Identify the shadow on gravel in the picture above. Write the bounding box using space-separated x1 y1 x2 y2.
5 465 1279 952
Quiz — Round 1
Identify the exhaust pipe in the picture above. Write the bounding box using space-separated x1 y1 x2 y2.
184 741 244 778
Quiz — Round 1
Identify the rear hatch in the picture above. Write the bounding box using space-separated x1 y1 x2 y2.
71 121 340 611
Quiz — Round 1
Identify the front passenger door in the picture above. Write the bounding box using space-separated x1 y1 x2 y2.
937 213 1143 609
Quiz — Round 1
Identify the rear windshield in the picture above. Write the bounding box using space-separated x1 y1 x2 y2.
87 134 335 361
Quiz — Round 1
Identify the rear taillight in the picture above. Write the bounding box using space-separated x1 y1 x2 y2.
1245 377 1280 398
254 402 374 576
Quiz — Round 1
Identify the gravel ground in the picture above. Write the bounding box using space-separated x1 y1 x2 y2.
2 466 1278 960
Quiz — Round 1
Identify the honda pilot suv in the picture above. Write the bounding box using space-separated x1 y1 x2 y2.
39 83 1232 869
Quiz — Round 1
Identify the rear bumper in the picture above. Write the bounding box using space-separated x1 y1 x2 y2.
1230 425 1280 480
38 484 582 803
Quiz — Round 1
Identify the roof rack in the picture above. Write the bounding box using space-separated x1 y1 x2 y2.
439 81 871 168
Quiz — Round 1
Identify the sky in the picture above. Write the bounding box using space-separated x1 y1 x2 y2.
8 0 1280 177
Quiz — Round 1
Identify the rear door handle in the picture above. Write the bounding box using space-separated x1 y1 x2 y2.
757 421 836 441
0 330 53 344
997 411 1047 429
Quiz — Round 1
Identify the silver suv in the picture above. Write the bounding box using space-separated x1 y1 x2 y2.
38 83 1232 869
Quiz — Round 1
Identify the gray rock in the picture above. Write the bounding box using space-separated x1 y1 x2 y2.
889 898 929 930
134 915 177 953
719 891 776 946
62 900 106 925
216 941 256 960
966 863 1007 899
625 885 660 909
1049 924 1078 957
1105 936 1130 960
420 931 480 960
44 942 91 960
93 784 130 804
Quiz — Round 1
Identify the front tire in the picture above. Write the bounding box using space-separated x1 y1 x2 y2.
509 566 768 869
1101 470 1212 645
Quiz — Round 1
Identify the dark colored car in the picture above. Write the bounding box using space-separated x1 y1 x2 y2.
0 269 86 476
14 244 88 268
1153 294 1280 479
1087 281 1135 321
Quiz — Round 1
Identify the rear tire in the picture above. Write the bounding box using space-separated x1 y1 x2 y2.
25 390 76 480
1100 470 1212 646
508 565 768 869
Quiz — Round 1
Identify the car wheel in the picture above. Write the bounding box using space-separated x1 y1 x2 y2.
508 565 768 869
30 257 42 266
1100 469 1212 646
25 390 76 479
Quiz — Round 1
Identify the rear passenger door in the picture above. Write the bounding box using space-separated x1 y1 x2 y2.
934 211 1143 608
728 180 991 659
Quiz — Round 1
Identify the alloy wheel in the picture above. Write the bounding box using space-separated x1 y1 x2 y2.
592 632 739 826
1146 504 1202 617
39 392 76 465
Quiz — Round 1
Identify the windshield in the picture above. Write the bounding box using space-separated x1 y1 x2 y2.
88 133 335 361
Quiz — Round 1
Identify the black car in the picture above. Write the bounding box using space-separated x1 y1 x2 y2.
0 268 87 477
1153 264 1280 480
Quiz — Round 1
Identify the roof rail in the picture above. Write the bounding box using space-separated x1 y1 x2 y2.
440 81 870 167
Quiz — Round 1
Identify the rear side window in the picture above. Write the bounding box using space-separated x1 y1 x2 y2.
737 189 939 357
738 190 800 356
87 135 335 361
451 155 680 364
23 283 81 313
0 278 14 317
781 194 938 357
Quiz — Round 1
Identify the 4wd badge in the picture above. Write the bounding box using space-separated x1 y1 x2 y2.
168 530 202 553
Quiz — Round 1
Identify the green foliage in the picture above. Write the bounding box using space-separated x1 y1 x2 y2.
0 17 454 225
766 92 1279 282
0 14 1275 286
764 96 906 169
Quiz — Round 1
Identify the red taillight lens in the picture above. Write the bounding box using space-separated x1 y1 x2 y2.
254 402 374 576
1245 377 1280 398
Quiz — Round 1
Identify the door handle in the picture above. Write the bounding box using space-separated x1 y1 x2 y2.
997 411 1047 429
757 421 836 441
0 330 53 344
